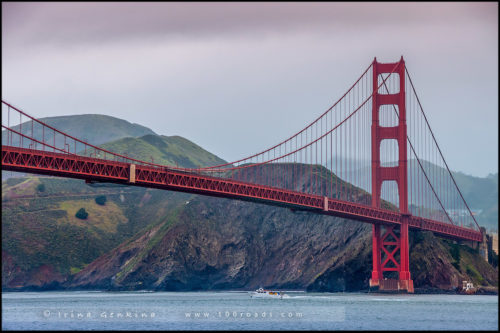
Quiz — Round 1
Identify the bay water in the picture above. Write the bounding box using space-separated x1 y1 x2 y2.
2 291 498 330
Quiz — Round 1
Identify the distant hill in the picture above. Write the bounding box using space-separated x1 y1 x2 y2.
328 158 498 232
2 114 157 147
2 114 157 180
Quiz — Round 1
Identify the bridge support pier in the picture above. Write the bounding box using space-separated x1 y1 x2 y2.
369 221 414 293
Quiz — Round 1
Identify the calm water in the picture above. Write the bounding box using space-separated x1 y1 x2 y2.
2 291 498 330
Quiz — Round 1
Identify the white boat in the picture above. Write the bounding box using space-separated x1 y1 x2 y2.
250 287 286 299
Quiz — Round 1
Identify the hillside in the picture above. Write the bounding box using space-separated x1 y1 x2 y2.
67 164 497 292
2 129 226 289
451 171 498 232
2 115 497 293
2 114 156 147
97 134 226 169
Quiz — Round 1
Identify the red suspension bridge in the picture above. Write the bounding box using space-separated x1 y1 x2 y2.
1 57 483 293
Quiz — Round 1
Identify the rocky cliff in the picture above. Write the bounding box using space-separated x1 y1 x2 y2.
3 162 497 293
66 165 498 292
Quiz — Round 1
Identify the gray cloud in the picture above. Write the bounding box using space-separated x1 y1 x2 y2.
1 2 498 177
3 2 496 46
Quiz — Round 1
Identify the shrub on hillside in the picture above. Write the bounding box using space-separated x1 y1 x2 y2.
75 208 88 220
95 195 107 206
36 183 46 192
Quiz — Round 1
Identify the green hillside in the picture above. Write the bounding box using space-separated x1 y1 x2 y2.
2 127 227 289
97 134 226 168
2 175 192 289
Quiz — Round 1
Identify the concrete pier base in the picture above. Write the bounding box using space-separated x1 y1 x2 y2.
369 278 414 293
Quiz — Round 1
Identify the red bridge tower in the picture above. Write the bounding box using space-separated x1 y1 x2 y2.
370 57 414 293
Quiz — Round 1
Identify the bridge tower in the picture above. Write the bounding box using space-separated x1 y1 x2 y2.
370 56 414 293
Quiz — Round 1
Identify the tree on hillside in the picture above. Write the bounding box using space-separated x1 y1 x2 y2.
95 195 107 206
36 183 46 192
75 208 89 220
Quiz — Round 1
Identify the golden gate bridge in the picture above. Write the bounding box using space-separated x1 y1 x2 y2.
1 57 483 293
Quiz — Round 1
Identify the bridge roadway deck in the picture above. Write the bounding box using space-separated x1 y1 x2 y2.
2 146 482 242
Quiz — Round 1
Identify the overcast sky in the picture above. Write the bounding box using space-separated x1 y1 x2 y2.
2 2 498 177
